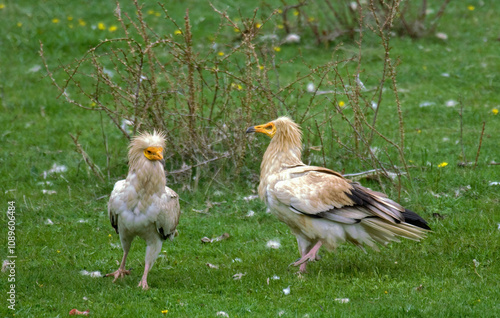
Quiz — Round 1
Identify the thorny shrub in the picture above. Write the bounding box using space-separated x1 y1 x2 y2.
41 0 418 195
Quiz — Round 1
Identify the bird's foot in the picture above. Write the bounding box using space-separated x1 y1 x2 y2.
105 268 131 283
137 278 149 290
291 241 323 272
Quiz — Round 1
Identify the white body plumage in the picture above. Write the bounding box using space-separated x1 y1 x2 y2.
106 131 180 289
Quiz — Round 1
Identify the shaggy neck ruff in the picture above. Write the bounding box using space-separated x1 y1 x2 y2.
127 132 166 195
259 117 304 198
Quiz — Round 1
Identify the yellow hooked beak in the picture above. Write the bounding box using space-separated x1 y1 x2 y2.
143 147 163 161
246 122 276 138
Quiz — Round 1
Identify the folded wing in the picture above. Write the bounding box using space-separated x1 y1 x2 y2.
272 166 430 232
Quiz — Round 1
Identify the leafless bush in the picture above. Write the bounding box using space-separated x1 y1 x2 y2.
40 0 415 193
279 0 451 44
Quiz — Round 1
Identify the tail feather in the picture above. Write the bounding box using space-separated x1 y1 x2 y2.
361 218 428 247
403 208 431 230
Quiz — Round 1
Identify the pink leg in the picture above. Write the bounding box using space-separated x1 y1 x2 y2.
137 262 151 290
293 241 323 272
137 240 162 290
105 250 131 282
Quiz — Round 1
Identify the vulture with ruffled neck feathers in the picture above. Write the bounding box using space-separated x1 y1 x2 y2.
106 131 180 289
247 117 430 272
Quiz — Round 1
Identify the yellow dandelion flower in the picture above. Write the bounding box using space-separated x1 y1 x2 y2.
218 51 224 56
78 19 86 26
67 16 73 21
17 22 22 27
492 108 499 115
339 101 345 107
109 25 118 32
467 5 475 11
155 12 161 17
259 65 264 70
174 29 182 35
68 24 73 29
147 9 155 15
98 22 105 30
277 24 284 29
52 18 60 24
91 102 96 107
277 9 283 14
293 10 299 16
0 4 5 10
417 129 422 134
384 291 388 294
234 28 240 33
308 17 315 22
273 46 281 52
108 234 112 238
161 310 168 314
231 83 243 90
256 23 262 29
438 162 448 168
57 250 61 253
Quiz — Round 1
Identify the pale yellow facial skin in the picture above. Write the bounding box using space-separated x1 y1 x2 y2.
143 147 163 161
248 122 276 138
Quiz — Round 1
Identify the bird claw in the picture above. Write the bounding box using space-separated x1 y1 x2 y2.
105 268 132 283
292 255 315 267
138 279 149 290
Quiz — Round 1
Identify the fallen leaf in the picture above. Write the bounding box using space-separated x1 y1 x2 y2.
45 219 54 225
216 311 229 317
69 309 90 316
432 213 445 220
201 233 230 243
206 263 219 269
2 260 10 272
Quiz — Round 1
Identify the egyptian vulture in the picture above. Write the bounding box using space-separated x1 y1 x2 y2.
106 131 180 289
247 117 430 272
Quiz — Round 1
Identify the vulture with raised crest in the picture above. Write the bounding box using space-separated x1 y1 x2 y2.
106 131 180 289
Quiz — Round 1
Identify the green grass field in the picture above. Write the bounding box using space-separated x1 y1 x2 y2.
1 0 500 317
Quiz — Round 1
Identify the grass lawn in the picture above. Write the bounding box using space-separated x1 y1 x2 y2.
1 0 499 317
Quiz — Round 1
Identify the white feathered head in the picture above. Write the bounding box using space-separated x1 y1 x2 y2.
128 130 166 170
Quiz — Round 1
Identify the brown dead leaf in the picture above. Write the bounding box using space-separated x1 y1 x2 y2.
201 233 230 243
